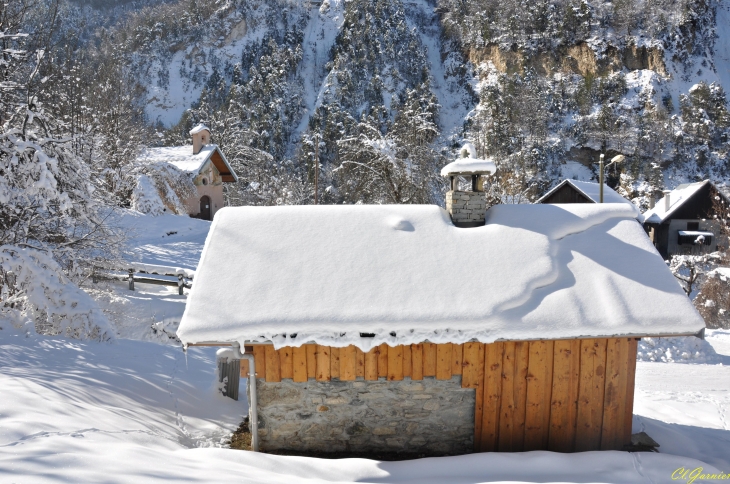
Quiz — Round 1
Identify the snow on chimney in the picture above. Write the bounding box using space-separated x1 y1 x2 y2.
190 124 211 155
440 143 496 228
663 189 671 212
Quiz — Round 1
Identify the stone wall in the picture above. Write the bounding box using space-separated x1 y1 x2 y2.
254 376 475 455
446 190 486 226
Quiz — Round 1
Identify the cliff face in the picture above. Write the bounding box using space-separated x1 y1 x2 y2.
468 42 667 78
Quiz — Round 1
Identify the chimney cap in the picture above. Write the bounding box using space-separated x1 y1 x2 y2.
441 142 497 177
189 123 210 135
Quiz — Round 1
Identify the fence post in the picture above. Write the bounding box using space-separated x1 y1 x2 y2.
178 274 184 295
128 269 134 291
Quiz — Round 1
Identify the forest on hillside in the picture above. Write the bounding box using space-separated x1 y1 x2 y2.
3 0 730 336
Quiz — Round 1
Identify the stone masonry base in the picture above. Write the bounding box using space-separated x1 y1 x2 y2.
255 376 475 455
445 190 486 226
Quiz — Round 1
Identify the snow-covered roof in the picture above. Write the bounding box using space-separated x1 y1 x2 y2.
643 181 709 224
177 203 704 350
136 145 238 182
189 123 210 135
537 179 632 205
441 158 497 176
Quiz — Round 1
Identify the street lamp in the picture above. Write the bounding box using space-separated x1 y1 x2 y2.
599 154 626 202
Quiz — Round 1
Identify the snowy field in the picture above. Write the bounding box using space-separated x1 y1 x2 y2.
2 212 730 483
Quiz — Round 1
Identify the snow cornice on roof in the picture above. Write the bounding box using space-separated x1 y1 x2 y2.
177 203 704 351
136 144 238 182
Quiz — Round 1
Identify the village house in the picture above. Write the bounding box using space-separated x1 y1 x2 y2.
177 158 704 457
643 180 730 258
536 179 633 205
136 124 238 220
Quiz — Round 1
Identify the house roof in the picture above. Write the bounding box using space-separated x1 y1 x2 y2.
536 179 633 205
643 180 710 224
136 145 238 182
177 203 704 351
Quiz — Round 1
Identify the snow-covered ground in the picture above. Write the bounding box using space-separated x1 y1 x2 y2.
3 211 730 482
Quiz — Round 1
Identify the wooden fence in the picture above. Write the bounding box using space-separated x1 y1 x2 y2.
92 263 194 295
242 337 638 453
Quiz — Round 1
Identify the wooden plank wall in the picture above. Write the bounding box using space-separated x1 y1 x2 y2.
241 338 638 453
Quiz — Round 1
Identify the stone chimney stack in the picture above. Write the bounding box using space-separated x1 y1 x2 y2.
441 143 496 228
190 124 211 155
663 189 671 212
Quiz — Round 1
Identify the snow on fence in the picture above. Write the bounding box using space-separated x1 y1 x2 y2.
92 263 195 295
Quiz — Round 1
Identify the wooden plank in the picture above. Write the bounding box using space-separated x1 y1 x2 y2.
315 345 331 381
364 347 379 381
452 343 463 375
330 347 340 379
575 339 607 451
402 345 412 379
240 358 250 378
480 342 504 452
512 341 529 451
462 342 482 389
265 345 281 382
623 339 639 446
601 338 630 450
436 343 453 380
524 340 554 451
356 347 365 378
279 347 293 380
253 345 266 379
498 342 516 452
548 339 581 453
473 343 485 452
423 343 437 377
388 345 404 381
306 344 317 379
340 345 357 381
411 344 424 381
292 346 308 382
377 344 388 378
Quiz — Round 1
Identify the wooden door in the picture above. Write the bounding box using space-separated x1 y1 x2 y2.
200 195 211 220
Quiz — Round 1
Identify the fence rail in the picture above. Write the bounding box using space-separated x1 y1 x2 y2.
92 263 194 295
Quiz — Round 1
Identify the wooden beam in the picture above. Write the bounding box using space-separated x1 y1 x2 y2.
498 342 516 451
575 339 607 451
524 340 554 451
473 343 485 452
411 344 424 381
623 339 639 447
548 339 581 452
315 345 331 381
436 343 453 380
364 347 378 381
306 344 317 379
265 345 281 382
240 358 250 378
601 338 631 450
252 345 266 379
292 346 308 382
279 347 293 380
388 345 404 381
330 347 340 379
356 347 365 378
340 345 357 381
377 344 389 378
480 342 504 452
462 342 482 389
452 343 463 375
402 345 412 379
423 343 437 377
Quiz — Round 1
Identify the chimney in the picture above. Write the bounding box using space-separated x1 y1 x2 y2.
190 124 211 155
663 189 671 212
441 143 496 228
649 193 655 209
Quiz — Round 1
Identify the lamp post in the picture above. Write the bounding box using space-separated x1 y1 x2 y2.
598 154 626 202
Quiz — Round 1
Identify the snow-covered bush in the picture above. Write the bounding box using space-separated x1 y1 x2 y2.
130 162 196 215
637 336 721 364
0 246 114 340
695 267 730 329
